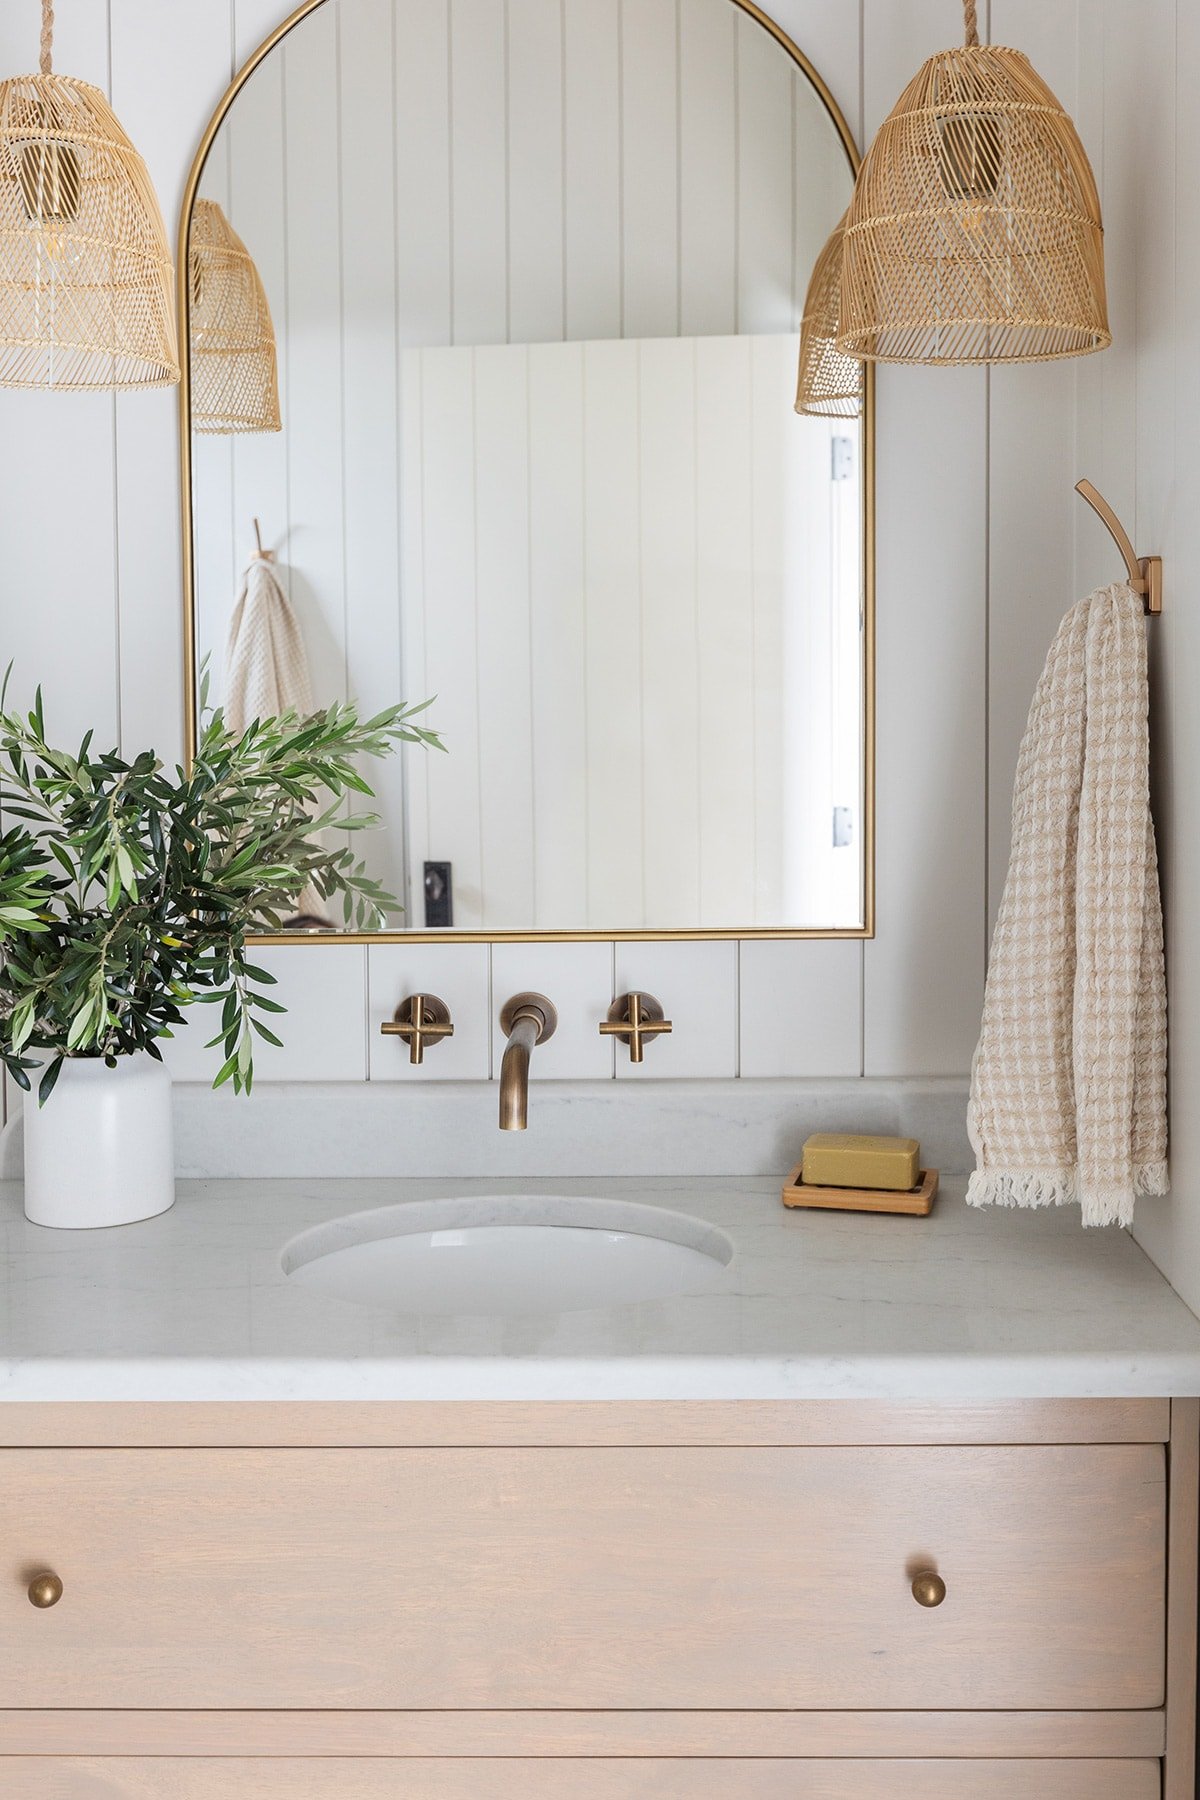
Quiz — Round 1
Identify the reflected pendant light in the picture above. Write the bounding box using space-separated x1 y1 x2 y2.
0 0 178 388
795 212 863 418
189 200 281 434
837 0 1110 365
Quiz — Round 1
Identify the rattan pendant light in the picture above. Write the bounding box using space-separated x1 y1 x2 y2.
188 200 281 434
837 0 1110 365
0 0 178 389
795 213 863 418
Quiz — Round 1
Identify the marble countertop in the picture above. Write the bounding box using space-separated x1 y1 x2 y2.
2 1175 1200 1402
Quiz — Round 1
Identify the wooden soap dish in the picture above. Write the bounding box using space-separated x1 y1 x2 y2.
782 1162 939 1217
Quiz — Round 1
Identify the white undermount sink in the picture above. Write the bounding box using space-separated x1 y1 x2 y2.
281 1196 734 1318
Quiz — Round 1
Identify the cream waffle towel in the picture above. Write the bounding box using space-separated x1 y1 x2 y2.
967 583 1168 1227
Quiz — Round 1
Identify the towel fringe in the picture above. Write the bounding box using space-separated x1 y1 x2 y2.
967 1161 1169 1229
966 1169 1077 1212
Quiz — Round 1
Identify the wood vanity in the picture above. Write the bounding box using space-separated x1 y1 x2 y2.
1 1397 1195 1798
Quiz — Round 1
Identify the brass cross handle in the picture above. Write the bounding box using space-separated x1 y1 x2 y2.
380 994 454 1065
600 992 673 1064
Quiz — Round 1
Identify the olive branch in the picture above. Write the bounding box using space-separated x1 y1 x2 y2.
0 672 443 1103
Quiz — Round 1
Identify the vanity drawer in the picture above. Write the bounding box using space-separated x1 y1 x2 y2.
2 1760 1162 1799
1 1446 1164 1711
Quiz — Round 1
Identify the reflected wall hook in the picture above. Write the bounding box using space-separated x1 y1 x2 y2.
1075 479 1162 615
249 515 274 563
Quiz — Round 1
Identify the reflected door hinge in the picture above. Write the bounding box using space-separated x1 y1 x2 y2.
832 805 854 848
831 436 855 482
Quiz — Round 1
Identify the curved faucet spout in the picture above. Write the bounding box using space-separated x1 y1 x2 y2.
498 993 558 1131
499 1014 539 1131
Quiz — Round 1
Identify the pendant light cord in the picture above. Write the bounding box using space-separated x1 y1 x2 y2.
962 0 980 47
39 0 54 74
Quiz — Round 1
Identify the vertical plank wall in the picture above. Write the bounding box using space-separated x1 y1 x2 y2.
1095 0 1200 1315
397 335 857 932
191 0 853 918
2 0 1181 1251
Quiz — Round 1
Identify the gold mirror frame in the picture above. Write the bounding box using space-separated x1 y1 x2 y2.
177 0 874 944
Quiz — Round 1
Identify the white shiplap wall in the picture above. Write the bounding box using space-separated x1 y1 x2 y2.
0 2 1146 1107
191 0 855 926
396 334 861 933
1077 0 1200 1315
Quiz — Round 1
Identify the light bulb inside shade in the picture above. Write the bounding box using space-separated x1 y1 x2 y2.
32 224 76 265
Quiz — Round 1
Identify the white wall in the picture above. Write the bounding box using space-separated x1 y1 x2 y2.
1076 0 1200 1314
394 334 861 932
191 0 859 932
0 3 1150 1112
209 0 850 353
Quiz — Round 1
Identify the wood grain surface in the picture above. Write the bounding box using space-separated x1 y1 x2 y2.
0 1444 1165 1711
0 1758 1161 1800
0 1399 1169 1448
0 1709 1167 1760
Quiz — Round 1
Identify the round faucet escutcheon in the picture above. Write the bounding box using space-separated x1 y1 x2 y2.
498 992 558 1044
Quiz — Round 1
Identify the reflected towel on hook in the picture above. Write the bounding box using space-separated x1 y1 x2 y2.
225 545 328 925
968 583 1168 1227
224 549 312 737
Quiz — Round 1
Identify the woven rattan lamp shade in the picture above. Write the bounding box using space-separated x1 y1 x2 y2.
796 214 863 418
837 4 1110 366
189 199 281 434
0 6 178 390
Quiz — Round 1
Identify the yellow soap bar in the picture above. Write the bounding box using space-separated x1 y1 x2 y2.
800 1133 921 1192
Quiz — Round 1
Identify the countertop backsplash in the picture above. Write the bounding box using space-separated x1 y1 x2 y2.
2 1077 971 1184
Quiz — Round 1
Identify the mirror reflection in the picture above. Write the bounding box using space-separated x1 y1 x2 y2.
185 0 868 935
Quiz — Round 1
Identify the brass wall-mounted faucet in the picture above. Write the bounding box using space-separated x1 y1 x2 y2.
380 993 454 1065
498 992 557 1130
601 992 673 1063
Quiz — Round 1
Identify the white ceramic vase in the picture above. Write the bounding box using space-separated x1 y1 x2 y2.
22 1052 175 1230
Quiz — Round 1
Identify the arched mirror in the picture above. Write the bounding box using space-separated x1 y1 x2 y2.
180 0 872 940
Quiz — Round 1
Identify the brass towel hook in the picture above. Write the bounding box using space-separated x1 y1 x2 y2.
1075 480 1162 615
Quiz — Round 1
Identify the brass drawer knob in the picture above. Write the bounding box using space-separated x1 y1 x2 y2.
911 1570 946 1609
27 1572 63 1609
